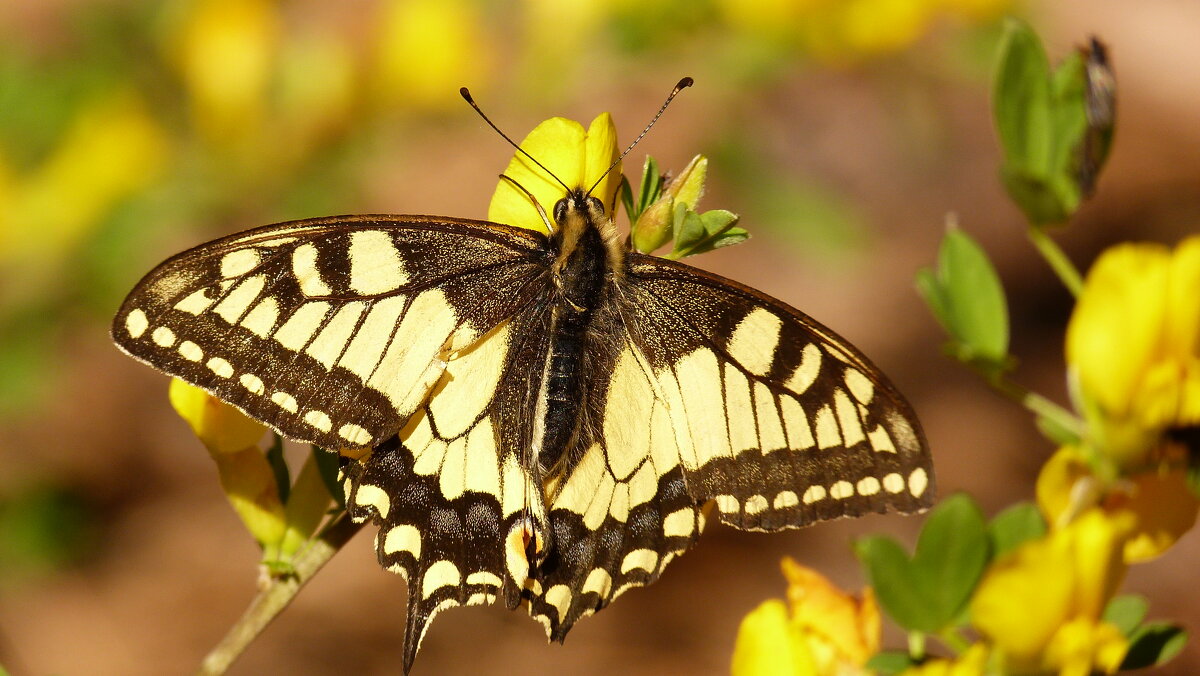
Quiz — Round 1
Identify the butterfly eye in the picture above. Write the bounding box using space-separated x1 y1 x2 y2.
587 196 605 213
553 198 569 224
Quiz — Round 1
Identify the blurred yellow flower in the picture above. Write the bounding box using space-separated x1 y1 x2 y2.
1038 446 1199 562
1067 238 1200 468
169 378 285 549
0 91 168 271
898 643 988 676
971 508 1132 675
731 558 878 676
487 113 620 234
372 0 489 110
717 0 1008 64
173 0 281 144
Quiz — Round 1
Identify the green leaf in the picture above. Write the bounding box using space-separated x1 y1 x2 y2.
619 175 636 223
917 227 1010 369
265 433 290 503
994 18 1053 177
636 155 663 218
856 497 990 634
911 494 990 629
992 19 1097 225
312 446 345 508
669 209 743 259
988 501 1046 558
1121 623 1187 670
1103 595 1148 637
866 651 917 675
855 535 938 632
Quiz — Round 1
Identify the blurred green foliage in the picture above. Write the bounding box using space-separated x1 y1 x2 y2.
0 483 96 579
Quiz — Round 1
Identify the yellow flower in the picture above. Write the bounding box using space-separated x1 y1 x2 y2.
1067 237 1200 468
172 0 280 144
971 509 1132 674
372 0 489 110
731 558 879 676
898 643 989 676
487 113 620 234
169 379 285 549
1037 446 1199 562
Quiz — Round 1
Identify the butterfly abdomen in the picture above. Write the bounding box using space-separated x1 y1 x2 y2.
536 223 611 473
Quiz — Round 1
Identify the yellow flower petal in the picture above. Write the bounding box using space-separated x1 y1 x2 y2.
1044 618 1128 676
487 113 619 233
782 557 880 665
1067 237 1200 467
971 509 1132 670
731 599 817 676
1036 446 1098 528
168 378 266 455
1104 467 1200 562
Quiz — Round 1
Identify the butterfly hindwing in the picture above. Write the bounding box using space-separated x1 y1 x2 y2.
622 254 934 528
345 303 558 672
112 215 547 450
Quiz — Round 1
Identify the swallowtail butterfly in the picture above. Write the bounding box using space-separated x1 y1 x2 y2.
112 80 933 672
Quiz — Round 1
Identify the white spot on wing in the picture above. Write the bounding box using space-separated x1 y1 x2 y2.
239 373 265 395
868 425 896 453
213 276 266 324
744 494 768 514
830 480 854 499
662 508 695 538
619 549 658 575
834 388 865 446
206 357 234 378
785 343 822 394
271 390 298 413
338 423 373 446
292 243 331 297
909 467 929 498
220 248 261 278
726 307 782 376
349 230 408 294
178 340 203 362
274 302 331 352
882 472 905 493
544 584 573 619
125 309 149 337
844 368 875 404
354 484 390 519
802 485 826 504
240 297 280 338
303 409 331 432
174 289 215 315
857 476 881 496
814 404 841 449
152 326 176 347
384 524 420 557
422 560 462 599
773 491 799 509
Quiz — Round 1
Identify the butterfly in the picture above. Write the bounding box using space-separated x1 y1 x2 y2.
112 79 933 673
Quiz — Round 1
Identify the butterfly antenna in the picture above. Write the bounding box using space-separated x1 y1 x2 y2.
586 77 694 197
461 87 572 194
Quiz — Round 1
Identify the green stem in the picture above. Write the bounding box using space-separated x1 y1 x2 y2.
987 374 1087 440
1027 226 1084 296
196 514 363 676
908 631 927 661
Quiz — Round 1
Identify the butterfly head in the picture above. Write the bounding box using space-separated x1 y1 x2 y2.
553 188 608 231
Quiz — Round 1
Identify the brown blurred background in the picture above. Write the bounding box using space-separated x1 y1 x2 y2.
1 0 1197 674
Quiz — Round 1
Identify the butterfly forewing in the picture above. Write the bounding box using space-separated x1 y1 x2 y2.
112 215 547 450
